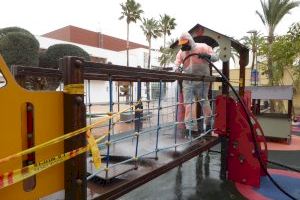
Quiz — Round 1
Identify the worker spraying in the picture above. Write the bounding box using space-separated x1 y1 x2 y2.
175 32 218 135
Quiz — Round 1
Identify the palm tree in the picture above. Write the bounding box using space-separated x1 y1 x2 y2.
158 38 180 67
140 18 161 100
119 0 143 67
140 18 161 69
241 32 266 86
256 0 300 85
241 31 265 71
158 14 176 48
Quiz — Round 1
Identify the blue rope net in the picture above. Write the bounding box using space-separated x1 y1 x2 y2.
84 79 216 180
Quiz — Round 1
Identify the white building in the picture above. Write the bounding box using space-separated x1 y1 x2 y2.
37 35 166 104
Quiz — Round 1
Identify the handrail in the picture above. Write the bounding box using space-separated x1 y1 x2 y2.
82 61 222 82
11 62 222 83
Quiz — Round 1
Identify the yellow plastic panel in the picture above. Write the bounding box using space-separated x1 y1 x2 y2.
0 55 64 199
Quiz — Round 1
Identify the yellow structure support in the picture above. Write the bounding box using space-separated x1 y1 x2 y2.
0 55 64 199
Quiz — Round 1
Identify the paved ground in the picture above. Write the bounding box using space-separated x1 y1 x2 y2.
117 119 300 200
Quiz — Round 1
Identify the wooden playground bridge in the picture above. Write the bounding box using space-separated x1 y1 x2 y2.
0 24 259 200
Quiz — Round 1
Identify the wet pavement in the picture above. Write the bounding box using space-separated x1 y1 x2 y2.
119 146 246 200
86 106 300 200
118 131 300 200
117 149 300 200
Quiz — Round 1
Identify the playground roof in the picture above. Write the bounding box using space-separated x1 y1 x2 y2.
170 24 249 53
248 85 293 100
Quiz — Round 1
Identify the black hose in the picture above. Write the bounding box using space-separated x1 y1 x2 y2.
267 160 300 173
182 53 298 200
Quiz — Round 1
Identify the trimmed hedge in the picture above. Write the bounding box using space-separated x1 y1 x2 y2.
0 27 35 38
40 44 90 68
0 31 39 67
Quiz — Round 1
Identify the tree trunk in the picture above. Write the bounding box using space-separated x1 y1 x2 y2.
267 32 275 111
267 32 274 86
148 39 151 69
126 22 130 67
146 38 151 101
251 49 255 72
163 33 166 68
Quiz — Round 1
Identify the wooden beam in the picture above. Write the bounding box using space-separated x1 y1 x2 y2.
62 57 87 200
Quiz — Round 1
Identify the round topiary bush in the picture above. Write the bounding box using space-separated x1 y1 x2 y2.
41 44 90 68
38 51 49 68
0 27 35 38
0 28 39 67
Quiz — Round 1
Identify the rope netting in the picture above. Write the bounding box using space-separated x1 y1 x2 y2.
84 77 217 180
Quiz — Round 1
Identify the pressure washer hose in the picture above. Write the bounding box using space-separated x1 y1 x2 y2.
182 53 297 200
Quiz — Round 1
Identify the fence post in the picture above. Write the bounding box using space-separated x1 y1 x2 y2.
105 75 113 179
174 82 179 150
135 80 143 132
134 79 142 168
155 80 162 159
61 56 87 200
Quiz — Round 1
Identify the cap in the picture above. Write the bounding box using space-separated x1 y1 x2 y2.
178 38 189 45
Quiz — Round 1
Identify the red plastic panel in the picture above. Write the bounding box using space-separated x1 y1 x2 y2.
214 95 227 136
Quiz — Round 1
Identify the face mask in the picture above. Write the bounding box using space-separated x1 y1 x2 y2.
181 44 191 51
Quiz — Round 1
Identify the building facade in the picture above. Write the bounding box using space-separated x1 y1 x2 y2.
38 25 163 103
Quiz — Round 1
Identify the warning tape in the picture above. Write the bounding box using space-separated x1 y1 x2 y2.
0 113 122 190
86 129 101 169
63 84 84 95
0 101 139 164
0 146 86 189
0 111 124 190
0 99 131 189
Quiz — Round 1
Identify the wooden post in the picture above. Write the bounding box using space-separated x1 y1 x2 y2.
288 100 293 119
222 61 230 95
61 56 87 200
257 99 261 115
220 61 229 180
239 49 249 97
251 99 256 114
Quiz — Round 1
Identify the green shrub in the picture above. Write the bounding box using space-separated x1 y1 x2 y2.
0 31 39 67
0 27 35 38
42 44 90 68
38 51 49 68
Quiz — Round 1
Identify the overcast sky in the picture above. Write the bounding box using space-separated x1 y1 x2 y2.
1 0 300 49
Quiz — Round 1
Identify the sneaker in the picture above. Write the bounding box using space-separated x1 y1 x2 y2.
206 124 212 130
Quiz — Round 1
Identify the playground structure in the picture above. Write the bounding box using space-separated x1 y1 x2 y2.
0 24 278 200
